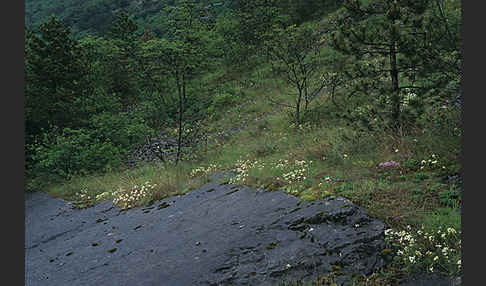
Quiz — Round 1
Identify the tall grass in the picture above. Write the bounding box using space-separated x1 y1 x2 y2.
47 161 204 209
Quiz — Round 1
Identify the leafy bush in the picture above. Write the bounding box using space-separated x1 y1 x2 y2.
31 127 124 178
137 92 172 128
89 111 154 150
28 111 154 180
414 172 430 182
402 158 420 171
439 188 461 208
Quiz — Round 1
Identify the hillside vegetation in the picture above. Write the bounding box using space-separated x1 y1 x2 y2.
25 0 461 284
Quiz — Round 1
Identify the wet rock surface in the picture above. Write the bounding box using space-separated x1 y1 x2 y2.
25 178 389 286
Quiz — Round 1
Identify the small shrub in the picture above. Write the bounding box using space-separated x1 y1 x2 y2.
89 111 153 150
409 187 420 202
438 189 461 208
402 158 420 171
414 172 430 182
32 128 125 178
385 224 461 276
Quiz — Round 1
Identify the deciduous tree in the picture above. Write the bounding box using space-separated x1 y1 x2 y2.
161 0 208 164
266 23 326 123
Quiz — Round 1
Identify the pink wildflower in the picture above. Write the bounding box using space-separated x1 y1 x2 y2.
379 161 400 167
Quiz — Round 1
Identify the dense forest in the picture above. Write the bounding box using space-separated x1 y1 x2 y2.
25 0 461 283
26 0 229 38
25 0 331 38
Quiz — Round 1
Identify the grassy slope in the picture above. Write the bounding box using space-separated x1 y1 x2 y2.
45 62 461 283
43 14 462 284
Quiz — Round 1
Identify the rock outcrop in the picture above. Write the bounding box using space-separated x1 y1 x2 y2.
126 131 179 167
25 177 388 285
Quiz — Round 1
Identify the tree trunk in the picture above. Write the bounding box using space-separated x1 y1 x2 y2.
389 38 400 126
303 78 309 112
176 74 184 165
295 87 303 123
436 0 453 43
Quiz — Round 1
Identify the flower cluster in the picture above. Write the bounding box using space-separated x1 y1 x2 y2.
113 181 157 210
419 154 445 170
402 90 417 107
285 186 301 195
75 188 93 201
289 122 312 131
318 176 333 188
229 157 313 188
283 168 306 183
95 192 111 202
378 160 400 168
229 159 261 184
73 189 112 208
282 160 311 184
190 164 222 177
385 225 461 275
275 159 290 169
353 104 374 118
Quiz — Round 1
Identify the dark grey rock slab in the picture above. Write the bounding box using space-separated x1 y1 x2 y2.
25 179 388 286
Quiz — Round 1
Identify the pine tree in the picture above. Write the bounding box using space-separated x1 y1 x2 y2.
330 0 435 127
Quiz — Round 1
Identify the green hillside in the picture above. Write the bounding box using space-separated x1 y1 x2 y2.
25 0 462 284
26 0 222 37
